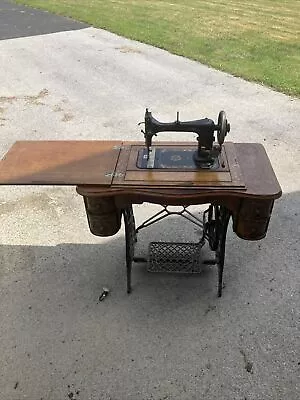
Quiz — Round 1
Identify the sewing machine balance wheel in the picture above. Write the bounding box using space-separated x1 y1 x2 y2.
217 111 230 145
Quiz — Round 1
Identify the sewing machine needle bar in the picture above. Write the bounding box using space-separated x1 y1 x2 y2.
146 147 156 169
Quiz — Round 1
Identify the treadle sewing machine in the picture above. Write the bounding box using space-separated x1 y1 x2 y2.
0 110 281 297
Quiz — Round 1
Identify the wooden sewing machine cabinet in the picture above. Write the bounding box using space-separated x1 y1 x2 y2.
0 140 281 296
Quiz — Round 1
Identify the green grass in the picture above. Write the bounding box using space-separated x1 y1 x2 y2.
16 0 300 97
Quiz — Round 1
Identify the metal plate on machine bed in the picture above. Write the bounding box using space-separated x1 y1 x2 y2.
136 147 228 170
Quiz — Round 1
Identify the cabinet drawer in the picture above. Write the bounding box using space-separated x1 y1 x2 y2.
234 217 270 240
83 196 122 237
239 199 274 219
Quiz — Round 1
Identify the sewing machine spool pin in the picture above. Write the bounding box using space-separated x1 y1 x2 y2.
140 109 230 168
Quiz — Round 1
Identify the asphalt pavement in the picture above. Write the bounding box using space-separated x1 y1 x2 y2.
0 0 88 40
0 2 299 400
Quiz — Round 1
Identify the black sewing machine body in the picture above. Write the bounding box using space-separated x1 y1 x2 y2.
138 109 230 169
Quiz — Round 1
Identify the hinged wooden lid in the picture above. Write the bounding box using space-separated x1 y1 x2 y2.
0 141 122 185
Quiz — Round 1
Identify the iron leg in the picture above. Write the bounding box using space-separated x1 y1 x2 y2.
123 206 136 294
216 207 230 297
126 259 132 294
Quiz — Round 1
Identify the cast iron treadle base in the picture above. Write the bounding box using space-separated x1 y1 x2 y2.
147 241 204 273
123 204 230 297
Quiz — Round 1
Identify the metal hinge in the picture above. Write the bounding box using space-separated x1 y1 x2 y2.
105 171 125 178
112 145 127 150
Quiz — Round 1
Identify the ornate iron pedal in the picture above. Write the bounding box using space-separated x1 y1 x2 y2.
147 241 204 273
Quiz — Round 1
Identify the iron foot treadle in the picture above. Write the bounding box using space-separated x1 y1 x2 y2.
123 205 231 297
147 241 204 273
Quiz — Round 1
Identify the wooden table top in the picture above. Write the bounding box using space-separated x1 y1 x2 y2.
0 140 281 200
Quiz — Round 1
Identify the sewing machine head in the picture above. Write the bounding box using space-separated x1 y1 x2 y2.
139 109 230 169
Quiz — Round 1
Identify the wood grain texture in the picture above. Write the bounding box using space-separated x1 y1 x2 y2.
0 139 281 241
0 140 282 199
77 142 281 200
112 142 245 188
0 141 122 185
